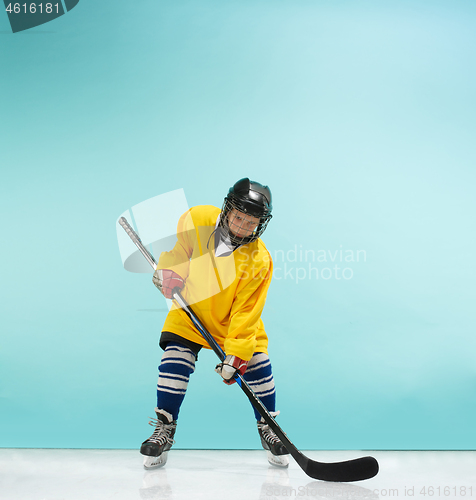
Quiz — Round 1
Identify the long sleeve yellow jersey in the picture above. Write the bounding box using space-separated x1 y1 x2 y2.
158 205 273 361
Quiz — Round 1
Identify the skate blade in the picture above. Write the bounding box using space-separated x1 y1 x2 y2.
267 450 290 468
143 451 168 470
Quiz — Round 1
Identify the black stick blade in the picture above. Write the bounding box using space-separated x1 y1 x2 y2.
298 455 379 482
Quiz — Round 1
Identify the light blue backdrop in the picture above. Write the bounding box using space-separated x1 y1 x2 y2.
1 0 475 451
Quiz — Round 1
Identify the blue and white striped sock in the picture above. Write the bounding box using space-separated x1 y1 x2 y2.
243 352 276 421
156 342 196 421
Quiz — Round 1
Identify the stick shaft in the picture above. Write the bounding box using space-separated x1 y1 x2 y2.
172 291 226 362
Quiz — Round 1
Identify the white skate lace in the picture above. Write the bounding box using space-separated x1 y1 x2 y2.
259 423 280 445
147 417 176 446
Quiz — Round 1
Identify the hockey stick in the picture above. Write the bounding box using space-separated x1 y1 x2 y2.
118 217 379 482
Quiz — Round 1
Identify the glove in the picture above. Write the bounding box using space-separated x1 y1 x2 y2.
152 269 184 299
215 355 248 385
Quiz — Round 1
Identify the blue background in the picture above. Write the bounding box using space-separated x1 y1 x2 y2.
1 0 475 451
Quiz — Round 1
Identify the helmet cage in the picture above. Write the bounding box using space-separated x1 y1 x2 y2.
219 196 272 246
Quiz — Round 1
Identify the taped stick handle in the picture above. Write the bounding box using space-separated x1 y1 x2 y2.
118 217 157 270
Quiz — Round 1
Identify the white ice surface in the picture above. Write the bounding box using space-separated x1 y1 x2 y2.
0 449 475 500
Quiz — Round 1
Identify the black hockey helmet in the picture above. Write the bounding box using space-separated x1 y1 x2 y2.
219 178 273 245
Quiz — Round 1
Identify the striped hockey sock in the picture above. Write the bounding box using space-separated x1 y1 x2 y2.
243 352 276 421
156 342 196 421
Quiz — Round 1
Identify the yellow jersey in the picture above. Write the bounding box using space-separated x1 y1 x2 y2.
158 205 273 361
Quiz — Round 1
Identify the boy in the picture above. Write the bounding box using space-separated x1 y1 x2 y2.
141 178 289 469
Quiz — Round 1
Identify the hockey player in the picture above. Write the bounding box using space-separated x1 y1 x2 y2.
140 178 290 469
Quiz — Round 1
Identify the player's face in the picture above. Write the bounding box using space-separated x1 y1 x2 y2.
227 208 260 238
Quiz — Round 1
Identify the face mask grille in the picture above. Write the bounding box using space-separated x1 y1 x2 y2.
219 198 272 246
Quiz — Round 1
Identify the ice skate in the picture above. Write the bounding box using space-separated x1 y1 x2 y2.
258 414 290 468
140 409 176 470
142 452 170 470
